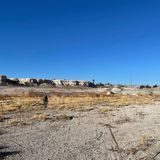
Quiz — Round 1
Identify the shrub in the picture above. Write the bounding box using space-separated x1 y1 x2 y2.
140 85 146 89
96 82 105 87
146 85 151 88
153 85 158 88
88 82 96 88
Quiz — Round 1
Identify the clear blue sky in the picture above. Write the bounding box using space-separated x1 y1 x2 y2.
0 0 160 84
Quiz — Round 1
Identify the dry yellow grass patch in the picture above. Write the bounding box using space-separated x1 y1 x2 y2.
0 96 42 115
49 94 154 110
0 93 158 115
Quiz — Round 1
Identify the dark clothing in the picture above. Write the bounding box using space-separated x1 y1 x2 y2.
43 95 48 108
44 101 48 108
43 95 48 102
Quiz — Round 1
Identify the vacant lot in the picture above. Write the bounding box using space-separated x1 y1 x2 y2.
1 87 160 160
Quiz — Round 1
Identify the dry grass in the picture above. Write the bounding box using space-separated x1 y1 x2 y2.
114 116 132 125
128 135 156 156
0 92 158 115
31 113 51 121
126 135 156 156
48 94 154 110
55 114 74 121
31 113 73 121
8 119 22 126
99 108 114 115
138 135 154 147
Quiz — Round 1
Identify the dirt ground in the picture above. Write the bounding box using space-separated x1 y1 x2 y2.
1 101 160 160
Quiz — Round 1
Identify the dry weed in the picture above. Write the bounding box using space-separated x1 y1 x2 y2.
99 108 114 114
114 116 132 125
31 113 50 121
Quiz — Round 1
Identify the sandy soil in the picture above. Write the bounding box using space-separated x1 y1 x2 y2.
1 102 160 160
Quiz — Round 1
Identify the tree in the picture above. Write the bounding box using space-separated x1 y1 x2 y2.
92 79 95 84
88 81 96 88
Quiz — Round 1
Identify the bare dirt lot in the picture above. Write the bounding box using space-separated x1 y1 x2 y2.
1 87 160 160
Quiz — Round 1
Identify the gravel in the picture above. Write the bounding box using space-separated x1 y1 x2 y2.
1 103 160 160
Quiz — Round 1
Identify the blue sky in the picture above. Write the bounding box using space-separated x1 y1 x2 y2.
0 0 160 84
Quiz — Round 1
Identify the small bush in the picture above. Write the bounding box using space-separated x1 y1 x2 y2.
153 85 158 88
146 85 151 88
140 85 152 89
96 83 105 87
140 85 146 89
88 82 96 88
